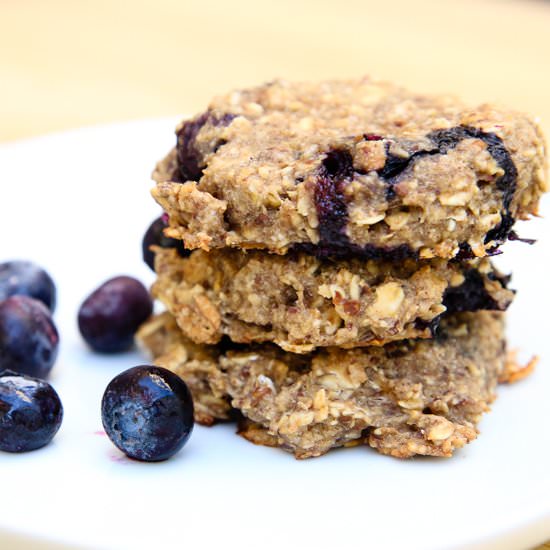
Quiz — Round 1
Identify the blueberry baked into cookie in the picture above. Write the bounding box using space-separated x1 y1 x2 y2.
140 77 547 459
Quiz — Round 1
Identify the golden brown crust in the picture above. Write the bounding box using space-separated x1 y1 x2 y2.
236 418 280 448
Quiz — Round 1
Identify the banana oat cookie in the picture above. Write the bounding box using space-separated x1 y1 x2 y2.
152 78 547 259
138 310 507 459
151 246 513 352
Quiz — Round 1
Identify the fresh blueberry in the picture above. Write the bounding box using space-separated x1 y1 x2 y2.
142 216 190 271
0 370 63 452
0 296 59 379
0 260 56 312
101 365 194 461
78 276 153 353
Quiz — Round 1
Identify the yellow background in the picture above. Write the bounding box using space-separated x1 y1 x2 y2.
1 1 549 547
2 0 550 143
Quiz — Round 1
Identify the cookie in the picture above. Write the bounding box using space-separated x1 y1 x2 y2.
152 78 547 259
151 246 513 352
137 310 506 459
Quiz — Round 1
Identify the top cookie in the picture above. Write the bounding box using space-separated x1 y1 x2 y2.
153 78 547 259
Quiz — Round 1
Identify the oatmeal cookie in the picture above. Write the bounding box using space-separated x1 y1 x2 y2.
152 78 547 259
138 310 506 459
151 246 513 352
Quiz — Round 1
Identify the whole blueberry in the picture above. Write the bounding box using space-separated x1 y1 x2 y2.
101 365 194 461
0 296 59 379
0 260 56 312
78 276 153 354
142 216 190 271
0 370 63 452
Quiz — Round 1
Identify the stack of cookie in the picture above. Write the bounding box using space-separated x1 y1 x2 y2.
138 78 546 459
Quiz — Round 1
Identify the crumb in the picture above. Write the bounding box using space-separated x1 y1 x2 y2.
499 350 538 383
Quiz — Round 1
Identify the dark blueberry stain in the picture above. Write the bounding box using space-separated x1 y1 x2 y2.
507 230 536 245
428 126 518 245
214 113 238 127
442 269 509 313
322 149 355 180
378 142 439 201
310 147 422 258
313 149 354 254
377 126 517 226
486 246 503 257
455 242 475 260
310 125 518 258
484 213 515 244
378 150 415 180
170 167 183 183
212 139 228 154
176 111 236 182
454 241 503 259
414 316 441 337
359 243 417 261
292 242 418 262
394 259 513 341
176 112 209 182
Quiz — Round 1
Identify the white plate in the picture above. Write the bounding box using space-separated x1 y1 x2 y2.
0 120 549 550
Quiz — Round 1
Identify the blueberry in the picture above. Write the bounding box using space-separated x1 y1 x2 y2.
142 216 190 272
78 276 153 353
176 112 210 182
176 111 236 182
0 260 56 312
314 149 354 253
0 370 63 452
0 296 59 379
101 365 194 461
